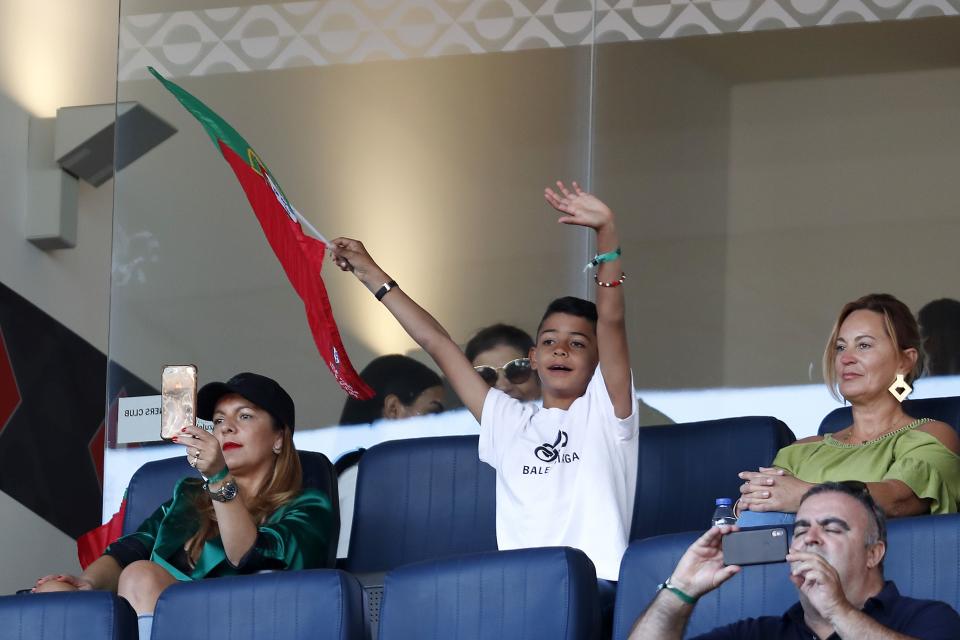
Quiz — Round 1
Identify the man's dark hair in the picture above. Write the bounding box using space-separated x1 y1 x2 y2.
799 481 887 547
536 296 598 337
465 324 535 362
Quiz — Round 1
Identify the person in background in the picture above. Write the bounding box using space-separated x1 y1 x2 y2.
466 323 541 402
737 294 960 527
34 372 332 639
918 298 960 376
336 354 446 558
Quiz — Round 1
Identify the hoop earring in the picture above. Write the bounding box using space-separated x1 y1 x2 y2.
272 446 281 455
888 374 912 403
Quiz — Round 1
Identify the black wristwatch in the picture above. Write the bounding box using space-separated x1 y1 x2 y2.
204 478 238 502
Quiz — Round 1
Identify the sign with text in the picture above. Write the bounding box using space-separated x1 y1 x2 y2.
117 395 211 444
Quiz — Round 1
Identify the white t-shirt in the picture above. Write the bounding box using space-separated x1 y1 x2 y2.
479 366 639 580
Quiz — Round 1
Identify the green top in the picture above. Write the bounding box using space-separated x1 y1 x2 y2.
773 418 960 514
106 478 332 581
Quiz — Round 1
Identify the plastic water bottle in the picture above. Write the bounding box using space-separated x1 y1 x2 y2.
711 498 737 527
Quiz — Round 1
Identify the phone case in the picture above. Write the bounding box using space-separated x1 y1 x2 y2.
160 365 198 440
722 527 789 566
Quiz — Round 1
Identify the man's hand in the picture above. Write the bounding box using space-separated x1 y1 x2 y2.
786 550 852 621
628 526 741 640
670 525 742 599
738 467 812 513
544 181 614 232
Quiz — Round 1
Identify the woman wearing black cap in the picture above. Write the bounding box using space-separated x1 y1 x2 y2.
34 372 332 638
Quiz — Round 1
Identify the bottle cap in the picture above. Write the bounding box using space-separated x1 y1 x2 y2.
715 497 733 506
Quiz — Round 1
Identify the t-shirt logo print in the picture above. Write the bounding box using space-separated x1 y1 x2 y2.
535 430 569 462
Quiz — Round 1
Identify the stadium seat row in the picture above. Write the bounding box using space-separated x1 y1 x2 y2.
3 512 958 639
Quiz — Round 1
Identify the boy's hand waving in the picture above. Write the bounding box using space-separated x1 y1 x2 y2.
544 181 613 231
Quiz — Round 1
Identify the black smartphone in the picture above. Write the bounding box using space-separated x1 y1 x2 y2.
722 527 789 566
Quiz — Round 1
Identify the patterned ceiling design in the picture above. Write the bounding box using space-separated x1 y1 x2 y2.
119 0 960 80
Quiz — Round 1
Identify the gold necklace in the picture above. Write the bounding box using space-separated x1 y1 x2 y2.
838 418 928 445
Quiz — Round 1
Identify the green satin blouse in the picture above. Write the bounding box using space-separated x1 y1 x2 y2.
106 477 333 581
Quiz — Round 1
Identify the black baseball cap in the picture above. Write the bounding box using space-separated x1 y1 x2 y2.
197 372 295 431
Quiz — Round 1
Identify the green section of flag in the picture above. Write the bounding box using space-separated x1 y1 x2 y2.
149 67 297 206
148 66 256 170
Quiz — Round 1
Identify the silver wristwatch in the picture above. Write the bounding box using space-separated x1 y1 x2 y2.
203 478 238 502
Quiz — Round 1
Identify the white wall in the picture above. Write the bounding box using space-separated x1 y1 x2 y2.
0 0 118 595
0 491 80 595
593 41 732 389
0 0 119 352
724 68 960 387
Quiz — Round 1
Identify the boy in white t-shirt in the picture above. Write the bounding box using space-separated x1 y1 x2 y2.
330 181 639 582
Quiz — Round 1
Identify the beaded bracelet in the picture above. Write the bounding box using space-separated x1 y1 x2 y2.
595 271 626 288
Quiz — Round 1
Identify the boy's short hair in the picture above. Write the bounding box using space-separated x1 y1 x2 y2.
536 296 598 337
465 324 535 362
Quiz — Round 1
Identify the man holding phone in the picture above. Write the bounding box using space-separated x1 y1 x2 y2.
629 482 960 639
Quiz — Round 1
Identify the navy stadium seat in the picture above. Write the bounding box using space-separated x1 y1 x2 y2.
819 395 960 435
0 591 137 640
884 513 960 609
152 569 364 640
613 530 794 639
343 435 497 573
123 450 339 567
632 416 796 540
379 547 599 640
613 513 960 639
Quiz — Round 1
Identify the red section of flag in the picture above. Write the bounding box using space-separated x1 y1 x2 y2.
88 423 105 488
218 142 374 400
0 328 21 437
77 498 127 570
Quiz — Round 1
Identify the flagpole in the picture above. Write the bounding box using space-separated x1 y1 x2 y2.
292 206 330 246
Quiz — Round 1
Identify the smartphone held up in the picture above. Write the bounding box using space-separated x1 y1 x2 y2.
160 365 197 440
722 527 789 566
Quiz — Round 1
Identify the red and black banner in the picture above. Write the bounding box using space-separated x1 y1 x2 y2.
0 281 155 539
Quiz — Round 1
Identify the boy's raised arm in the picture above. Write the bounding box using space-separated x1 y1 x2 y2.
330 237 491 421
544 181 633 418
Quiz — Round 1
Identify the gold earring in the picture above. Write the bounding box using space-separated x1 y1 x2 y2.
888 374 912 403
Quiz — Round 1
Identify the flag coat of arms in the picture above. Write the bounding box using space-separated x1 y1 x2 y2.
149 67 373 400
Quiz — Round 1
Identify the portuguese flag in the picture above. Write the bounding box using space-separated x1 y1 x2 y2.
149 67 373 400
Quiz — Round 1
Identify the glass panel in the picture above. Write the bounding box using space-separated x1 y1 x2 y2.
592 17 960 434
106 0 596 513
106 0 960 519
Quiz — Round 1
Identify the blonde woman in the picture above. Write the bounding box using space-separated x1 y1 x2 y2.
737 294 960 526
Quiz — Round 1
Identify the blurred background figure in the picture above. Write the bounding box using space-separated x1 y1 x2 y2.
336 354 446 558
466 323 541 402
918 298 960 376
